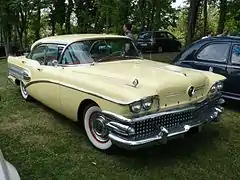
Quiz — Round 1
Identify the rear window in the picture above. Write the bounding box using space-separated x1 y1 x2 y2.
139 32 152 39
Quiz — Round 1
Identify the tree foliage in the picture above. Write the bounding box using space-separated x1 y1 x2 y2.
0 0 240 55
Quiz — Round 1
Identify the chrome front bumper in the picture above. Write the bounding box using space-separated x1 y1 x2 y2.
102 97 225 149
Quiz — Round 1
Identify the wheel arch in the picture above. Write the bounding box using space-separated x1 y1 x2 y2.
15 79 20 86
77 99 99 122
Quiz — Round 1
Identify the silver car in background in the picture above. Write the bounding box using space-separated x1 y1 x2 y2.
0 149 21 180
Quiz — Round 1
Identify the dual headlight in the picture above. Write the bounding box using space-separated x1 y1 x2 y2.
208 81 224 96
129 97 154 113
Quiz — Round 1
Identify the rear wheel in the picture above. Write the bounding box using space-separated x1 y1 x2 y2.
83 105 113 150
20 81 32 101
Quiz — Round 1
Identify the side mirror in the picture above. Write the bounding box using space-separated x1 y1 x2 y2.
52 60 58 67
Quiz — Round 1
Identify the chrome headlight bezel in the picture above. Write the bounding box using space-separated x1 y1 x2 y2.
142 97 153 110
129 101 142 113
129 96 155 113
208 81 224 97
216 81 224 91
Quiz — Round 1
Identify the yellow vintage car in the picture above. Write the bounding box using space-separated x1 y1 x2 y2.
7 34 226 151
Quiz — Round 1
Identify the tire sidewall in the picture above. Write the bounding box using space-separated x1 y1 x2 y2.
84 105 112 150
20 81 30 100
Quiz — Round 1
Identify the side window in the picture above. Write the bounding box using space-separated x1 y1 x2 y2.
61 42 93 65
231 44 240 64
155 32 167 39
45 44 59 65
197 43 230 62
30 45 47 64
61 47 74 65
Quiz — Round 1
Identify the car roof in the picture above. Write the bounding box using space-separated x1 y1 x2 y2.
200 36 240 42
140 30 169 34
31 34 129 50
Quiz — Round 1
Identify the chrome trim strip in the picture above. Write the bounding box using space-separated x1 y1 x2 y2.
222 94 240 101
24 80 147 105
103 106 195 123
8 64 25 81
102 96 222 123
108 123 203 147
107 102 224 149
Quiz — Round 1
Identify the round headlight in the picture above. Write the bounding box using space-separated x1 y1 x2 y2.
210 84 217 93
216 81 224 90
130 102 141 113
142 98 153 110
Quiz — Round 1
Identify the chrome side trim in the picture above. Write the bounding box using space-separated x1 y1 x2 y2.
24 80 152 105
8 66 24 81
8 64 31 82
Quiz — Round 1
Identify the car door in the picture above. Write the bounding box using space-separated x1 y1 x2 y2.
154 32 168 51
225 43 240 99
166 32 179 51
193 42 230 77
27 44 64 112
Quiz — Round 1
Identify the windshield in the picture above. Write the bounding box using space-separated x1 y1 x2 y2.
60 38 141 65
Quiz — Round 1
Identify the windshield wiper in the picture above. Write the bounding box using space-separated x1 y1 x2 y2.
97 51 141 62
97 51 123 62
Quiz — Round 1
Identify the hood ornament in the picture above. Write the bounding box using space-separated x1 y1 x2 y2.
188 86 196 97
126 78 139 88
132 78 139 87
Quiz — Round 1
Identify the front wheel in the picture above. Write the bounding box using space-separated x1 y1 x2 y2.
84 105 113 150
20 81 32 101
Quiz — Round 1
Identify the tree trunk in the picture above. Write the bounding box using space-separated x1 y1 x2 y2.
186 0 201 45
2 29 10 58
65 0 73 34
217 0 227 34
150 1 156 30
35 4 41 40
203 0 208 35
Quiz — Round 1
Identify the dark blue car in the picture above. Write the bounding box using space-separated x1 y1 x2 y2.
174 36 240 101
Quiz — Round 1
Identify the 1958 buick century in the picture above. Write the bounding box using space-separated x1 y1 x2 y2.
7 34 226 151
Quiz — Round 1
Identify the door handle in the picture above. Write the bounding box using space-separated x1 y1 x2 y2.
37 68 43 72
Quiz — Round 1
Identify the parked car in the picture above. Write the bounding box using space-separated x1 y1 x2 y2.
8 34 225 151
174 36 240 101
136 30 182 53
0 149 21 180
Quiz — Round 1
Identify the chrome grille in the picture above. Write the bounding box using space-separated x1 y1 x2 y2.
133 104 210 140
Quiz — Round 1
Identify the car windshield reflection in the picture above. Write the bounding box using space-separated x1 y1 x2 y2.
61 38 141 65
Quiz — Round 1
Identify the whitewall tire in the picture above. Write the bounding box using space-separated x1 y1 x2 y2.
20 81 32 101
84 105 113 150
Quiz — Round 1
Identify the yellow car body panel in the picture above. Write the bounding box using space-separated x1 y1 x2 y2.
8 55 225 121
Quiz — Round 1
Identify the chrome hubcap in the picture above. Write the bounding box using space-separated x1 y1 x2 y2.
90 113 109 142
21 83 28 96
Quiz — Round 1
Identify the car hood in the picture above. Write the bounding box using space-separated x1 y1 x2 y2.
65 59 222 106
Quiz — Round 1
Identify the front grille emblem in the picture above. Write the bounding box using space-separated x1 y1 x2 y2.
188 86 195 97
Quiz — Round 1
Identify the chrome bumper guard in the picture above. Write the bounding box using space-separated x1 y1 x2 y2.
102 97 225 149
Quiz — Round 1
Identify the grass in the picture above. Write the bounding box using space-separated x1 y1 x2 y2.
1 53 240 180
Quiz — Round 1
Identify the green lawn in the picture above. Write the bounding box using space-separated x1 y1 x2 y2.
1 54 240 180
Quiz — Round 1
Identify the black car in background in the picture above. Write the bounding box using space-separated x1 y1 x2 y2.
136 30 182 53
174 36 240 101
